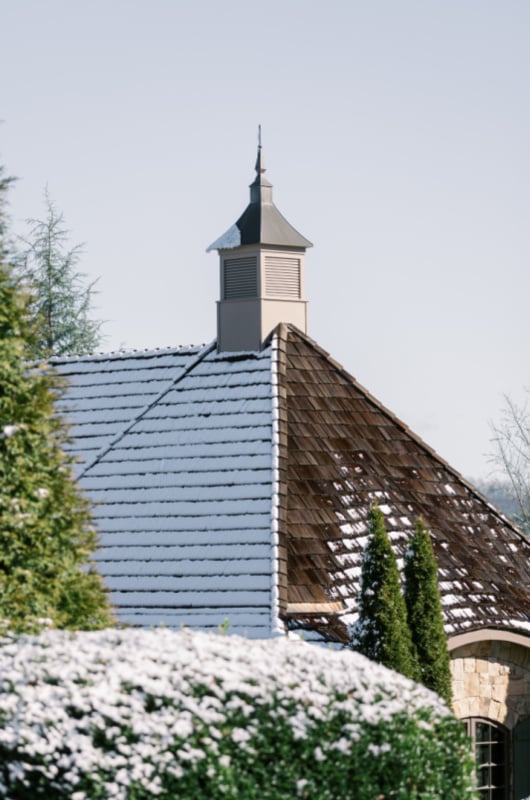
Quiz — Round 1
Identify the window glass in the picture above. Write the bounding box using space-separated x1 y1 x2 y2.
463 718 508 800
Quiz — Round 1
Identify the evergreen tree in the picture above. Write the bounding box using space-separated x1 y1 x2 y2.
352 504 417 679
404 519 452 704
0 164 16 263
0 170 113 632
16 190 102 357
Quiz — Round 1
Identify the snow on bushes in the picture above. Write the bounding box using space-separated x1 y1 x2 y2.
0 627 475 799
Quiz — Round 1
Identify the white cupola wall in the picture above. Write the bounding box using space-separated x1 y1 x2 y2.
207 137 312 352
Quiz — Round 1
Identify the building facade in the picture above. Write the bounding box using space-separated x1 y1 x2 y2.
56 146 530 799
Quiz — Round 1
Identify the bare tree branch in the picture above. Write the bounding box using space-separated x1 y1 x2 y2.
491 389 530 534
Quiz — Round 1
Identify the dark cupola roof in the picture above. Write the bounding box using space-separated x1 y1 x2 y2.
207 135 312 252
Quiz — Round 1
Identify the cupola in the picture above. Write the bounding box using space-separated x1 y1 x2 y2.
207 133 312 352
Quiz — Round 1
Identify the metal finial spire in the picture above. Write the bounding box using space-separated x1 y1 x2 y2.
255 125 265 174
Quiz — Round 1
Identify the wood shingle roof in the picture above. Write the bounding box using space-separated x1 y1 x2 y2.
276 325 530 643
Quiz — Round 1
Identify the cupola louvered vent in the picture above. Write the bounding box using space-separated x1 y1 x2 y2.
223 257 258 299
264 256 301 298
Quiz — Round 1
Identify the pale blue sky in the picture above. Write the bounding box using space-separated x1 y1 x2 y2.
2 0 529 480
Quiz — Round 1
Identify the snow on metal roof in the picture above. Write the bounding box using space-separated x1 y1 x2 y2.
55 342 275 636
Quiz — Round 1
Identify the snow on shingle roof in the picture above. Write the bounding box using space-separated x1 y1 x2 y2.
275 325 530 644
55 342 275 636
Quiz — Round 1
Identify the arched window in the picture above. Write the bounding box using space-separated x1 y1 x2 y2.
463 718 508 800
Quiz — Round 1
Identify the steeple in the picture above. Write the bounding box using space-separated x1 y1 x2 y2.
208 130 312 252
208 134 312 352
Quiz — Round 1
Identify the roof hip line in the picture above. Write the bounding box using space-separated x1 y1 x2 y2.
77 341 217 478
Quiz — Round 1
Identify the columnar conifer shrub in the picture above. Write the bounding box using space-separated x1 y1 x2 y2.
351 504 418 679
0 628 476 800
404 519 452 704
0 171 112 632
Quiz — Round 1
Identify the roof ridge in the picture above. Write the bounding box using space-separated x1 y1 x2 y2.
51 343 207 364
77 340 217 479
282 323 527 542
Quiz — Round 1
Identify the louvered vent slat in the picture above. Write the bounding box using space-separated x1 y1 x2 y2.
223 257 257 299
264 257 301 298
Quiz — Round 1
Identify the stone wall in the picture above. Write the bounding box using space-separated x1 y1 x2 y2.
451 639 530 730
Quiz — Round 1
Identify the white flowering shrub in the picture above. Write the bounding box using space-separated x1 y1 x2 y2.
0 628 475 799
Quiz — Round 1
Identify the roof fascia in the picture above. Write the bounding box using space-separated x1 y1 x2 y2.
448 628 530 651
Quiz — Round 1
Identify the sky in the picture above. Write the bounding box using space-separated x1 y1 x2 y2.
1 0 529 482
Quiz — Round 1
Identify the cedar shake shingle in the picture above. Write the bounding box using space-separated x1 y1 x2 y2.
278 324 530 643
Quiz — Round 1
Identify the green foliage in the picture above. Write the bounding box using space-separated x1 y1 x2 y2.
0 171 113 632
404 519 452 704
162 708 474 800
0 164 16 264
16 190 102 357
352 504 418 679
0 628 477 800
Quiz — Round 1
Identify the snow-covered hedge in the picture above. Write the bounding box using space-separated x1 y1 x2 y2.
0 628 475 799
